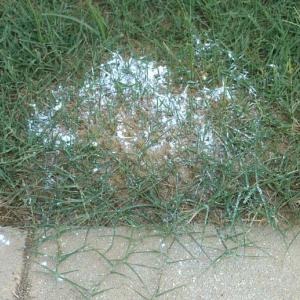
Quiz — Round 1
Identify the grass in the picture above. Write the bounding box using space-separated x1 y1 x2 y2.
0 0 299 229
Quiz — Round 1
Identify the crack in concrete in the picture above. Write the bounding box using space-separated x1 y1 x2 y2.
14 229 35 300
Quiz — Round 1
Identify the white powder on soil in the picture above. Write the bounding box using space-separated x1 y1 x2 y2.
28 36 253 156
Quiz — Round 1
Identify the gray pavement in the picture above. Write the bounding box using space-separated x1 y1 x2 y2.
1 225 300 299
0 227 26 300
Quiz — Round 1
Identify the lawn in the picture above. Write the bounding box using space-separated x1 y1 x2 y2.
0 0 299 228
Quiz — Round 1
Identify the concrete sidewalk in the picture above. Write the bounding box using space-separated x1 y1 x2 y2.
1 225 300 300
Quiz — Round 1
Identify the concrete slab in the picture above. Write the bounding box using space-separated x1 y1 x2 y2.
160 226 300 299
0 226 26 300
29 225 300 299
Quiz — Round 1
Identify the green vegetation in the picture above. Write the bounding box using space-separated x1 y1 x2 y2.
0 0 299 228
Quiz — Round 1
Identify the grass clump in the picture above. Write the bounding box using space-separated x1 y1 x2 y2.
0 0 299 228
